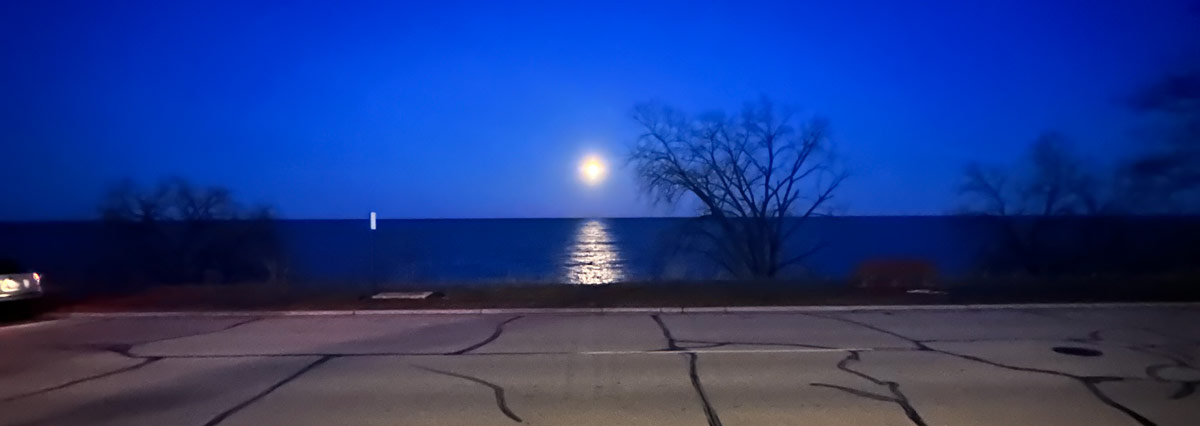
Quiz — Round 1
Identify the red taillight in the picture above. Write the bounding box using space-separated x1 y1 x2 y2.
33 273 41 281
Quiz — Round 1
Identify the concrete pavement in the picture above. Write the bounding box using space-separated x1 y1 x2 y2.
1 307 1198 425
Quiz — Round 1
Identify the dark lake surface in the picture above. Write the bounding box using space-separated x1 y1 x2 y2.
1 217 998 286
282 217 995 284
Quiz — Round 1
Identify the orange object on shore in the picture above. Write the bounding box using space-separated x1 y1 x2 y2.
853 259 939 289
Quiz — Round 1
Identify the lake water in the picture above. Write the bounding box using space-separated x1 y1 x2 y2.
277 217 995 285
0 216 1039 286
4 217 1197 290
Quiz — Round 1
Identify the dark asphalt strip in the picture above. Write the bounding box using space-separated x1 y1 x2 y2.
412 365 523 423
684 353 723 426
1 357 163 403
203 355 333 426
446 316 523 355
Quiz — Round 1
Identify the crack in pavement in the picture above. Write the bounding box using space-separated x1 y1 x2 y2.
203 355 333 426
684 353 723 426
676 339 836 350
1170 381 1199 399
674 341 728 350
2 320 263 404
57 317 264 357
803 312 1160 426
650 316 834 352
651 315 682 351
1028 314 1200 402
133 317 264 347
1129 345 1200 399
810 351 928 426
1 357 163 403
955 321 1200 401
446 316 523 355
1081 378 1158 426
412 365 523 423
655 315 725 426
1020 309 1200 346
915 327 1199 393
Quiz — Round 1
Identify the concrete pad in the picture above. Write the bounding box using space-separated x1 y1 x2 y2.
218 354 707 426
135 315 511 356
828 309 1100 342
476 314 665 353
0 356 317 426
659 313 915 349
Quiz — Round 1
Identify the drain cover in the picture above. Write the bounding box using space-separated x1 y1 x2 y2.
1052 346 1103 357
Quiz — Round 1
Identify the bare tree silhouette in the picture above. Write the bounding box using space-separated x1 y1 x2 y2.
628 98 846 278
960 132 1105 217
99 178 283 285
1122 69 1200 213
958 133 1109 274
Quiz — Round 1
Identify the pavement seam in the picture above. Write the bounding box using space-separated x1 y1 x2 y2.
203 355 334 426
446 315 523 355
412 365 523 423
1 357 163 403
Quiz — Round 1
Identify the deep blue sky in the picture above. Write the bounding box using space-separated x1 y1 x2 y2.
2 0 1198 220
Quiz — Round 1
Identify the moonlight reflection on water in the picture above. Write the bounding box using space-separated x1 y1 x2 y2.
566 219 624 284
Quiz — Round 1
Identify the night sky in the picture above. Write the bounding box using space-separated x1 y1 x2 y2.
3 0 1198 220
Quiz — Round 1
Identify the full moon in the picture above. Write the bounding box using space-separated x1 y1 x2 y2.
579 156 607 184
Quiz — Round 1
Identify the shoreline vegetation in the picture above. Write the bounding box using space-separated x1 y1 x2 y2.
44 276 1200 313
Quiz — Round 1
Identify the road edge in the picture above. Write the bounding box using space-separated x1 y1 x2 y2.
51 301 1200 318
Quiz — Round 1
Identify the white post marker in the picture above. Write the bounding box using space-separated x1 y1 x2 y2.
370 212 377 230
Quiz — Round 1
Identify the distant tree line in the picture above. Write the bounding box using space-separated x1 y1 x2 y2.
630 69 1199 280
957 69 1200 276
99 177 285 286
